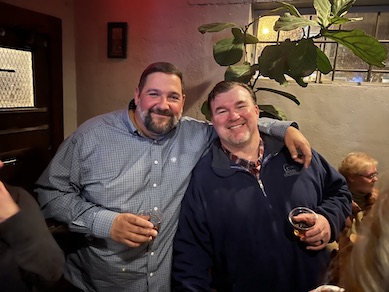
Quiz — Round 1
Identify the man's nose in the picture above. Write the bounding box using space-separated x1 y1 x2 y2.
157 96 169 109
228 111 240 120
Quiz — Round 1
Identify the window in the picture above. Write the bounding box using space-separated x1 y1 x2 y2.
0 47 34 108
253 7 389 84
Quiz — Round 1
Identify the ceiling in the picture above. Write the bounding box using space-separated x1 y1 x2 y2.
252 0 389 10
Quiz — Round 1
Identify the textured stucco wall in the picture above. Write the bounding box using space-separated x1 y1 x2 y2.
256 80 389 174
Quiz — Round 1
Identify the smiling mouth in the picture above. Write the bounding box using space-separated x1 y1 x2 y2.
228 123 244 129
152 112 171 119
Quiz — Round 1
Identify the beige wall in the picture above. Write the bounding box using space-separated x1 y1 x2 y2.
4 0 389 175
257 80 389 174
73 0 250 124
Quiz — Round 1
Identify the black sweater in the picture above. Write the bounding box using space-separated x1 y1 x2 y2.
0 184 65 291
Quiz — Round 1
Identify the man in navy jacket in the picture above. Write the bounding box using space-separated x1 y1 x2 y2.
172 81 352 292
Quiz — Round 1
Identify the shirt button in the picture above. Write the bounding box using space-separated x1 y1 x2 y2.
153 183 157 188
154 160 158 165
150 252 154 256
150 272 153 277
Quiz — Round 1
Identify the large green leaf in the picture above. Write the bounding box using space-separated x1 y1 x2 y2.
225 64 258 84
288 38 317 77
316 47 332 74
213 38 244 66
258 104 287 120
259 39 317 87
314 0 331 28
274 13 319 31
323 29 387 67
331 0 356 18
255 87 300 105
287 75 308 87
259 43 290 85
330 16 362 25
277 2 301 17
231 28 259 44
244 33 260 44
198 22 240 34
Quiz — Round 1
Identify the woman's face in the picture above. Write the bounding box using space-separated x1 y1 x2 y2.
347 164 378 194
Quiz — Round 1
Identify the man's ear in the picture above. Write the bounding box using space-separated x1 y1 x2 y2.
255 104 260 117
134 87 140 105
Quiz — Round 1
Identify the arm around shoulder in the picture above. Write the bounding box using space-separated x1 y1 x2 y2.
258 118 312 168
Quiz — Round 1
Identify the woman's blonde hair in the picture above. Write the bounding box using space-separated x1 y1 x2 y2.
338 152 378 177
339 180 389 291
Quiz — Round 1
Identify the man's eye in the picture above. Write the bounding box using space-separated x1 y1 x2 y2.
169 95 180 100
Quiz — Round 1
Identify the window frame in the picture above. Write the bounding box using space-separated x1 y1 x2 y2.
251 4 389 84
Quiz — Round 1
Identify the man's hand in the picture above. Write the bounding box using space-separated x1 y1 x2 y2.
110 213 158 248
301 214 331 251
0 181 20 223
285 127 312 168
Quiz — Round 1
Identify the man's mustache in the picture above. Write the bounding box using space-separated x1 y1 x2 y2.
150 108 174 117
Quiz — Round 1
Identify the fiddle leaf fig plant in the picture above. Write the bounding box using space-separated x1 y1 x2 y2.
198 0 387 120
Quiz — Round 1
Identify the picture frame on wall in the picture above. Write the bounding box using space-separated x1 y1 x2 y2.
107 22 127 58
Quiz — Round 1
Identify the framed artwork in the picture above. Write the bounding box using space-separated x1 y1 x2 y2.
107 22 127 58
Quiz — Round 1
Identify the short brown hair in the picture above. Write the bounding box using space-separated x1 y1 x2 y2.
207 81 257 117
138 62 184 93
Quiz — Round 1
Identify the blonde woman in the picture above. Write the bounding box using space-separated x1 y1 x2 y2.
338 152 379 220
338 181 389 292
326 152 379 285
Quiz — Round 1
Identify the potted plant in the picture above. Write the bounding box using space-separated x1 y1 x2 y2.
199 0 387 120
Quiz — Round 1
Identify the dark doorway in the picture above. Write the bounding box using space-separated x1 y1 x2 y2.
0 2 63 194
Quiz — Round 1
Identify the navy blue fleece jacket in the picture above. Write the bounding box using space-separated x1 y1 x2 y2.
172 134 351 292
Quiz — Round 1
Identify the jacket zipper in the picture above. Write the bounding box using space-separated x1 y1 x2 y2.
258 179 267 197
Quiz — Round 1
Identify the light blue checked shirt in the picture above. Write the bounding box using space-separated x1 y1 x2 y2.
36 107 292 292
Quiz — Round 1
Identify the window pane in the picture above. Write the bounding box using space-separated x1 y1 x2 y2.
376 12 389 40
0 47 34 108
278 29 305 42
336 45 369 70
320 72 334 83
371 72 389 83
341 13 376 36
321 43 337 67
333 71 367 82
257 16 279 41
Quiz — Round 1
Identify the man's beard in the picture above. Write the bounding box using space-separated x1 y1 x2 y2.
226 130 250 146
138 106 181 136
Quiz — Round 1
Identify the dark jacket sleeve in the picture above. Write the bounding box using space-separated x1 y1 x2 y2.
0 185 65 287
313 152 352 242
172 174 213 292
